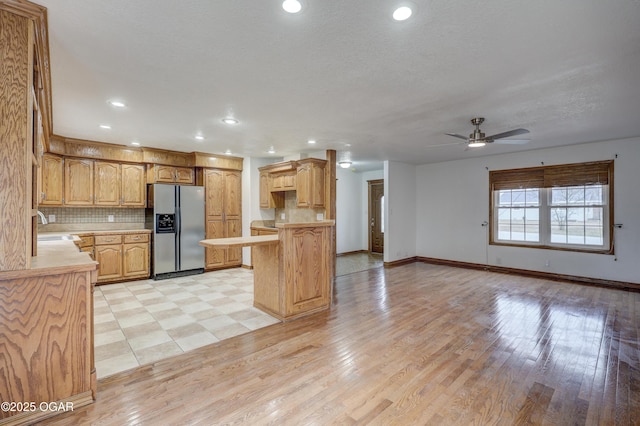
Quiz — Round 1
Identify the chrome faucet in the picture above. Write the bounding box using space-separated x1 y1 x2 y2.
37 210 48 225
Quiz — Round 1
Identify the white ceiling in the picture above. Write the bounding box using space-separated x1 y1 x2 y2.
39 0 640 171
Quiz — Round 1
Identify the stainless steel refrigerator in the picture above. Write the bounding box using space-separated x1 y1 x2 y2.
146 184 205 279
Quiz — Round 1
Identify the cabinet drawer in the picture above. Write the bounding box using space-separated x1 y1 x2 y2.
95 234 123 245
76 235 94 248
123 233 149 244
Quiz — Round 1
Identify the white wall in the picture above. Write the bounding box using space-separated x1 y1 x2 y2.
335 168 384 254
385 161 417 263
415 137 640 284
336 167 362 253
242 157 278 266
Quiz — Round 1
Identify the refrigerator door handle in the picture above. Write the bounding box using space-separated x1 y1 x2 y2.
175 186 181 270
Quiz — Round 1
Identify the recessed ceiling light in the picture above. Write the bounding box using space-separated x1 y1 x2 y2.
393 6 413 21
131 141 140 146
222 117 239 125
339 161 352 169
267 147 276 154
224 149 232 155
307 139 316 144
99 124 111 130
109 100 126 108
195 135 205 141
282 0 302 14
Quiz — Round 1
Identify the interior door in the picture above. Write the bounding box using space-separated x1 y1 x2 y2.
369 179 384 253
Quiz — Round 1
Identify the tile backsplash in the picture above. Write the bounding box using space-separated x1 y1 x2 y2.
38 207 145 224
38 207 146 232
274 192 325 224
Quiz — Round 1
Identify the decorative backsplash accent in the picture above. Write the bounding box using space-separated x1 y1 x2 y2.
275 192 325 224
38 207 145 224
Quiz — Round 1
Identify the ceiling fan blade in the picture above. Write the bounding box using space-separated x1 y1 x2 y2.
492 139 530 145
445 133 469 141
426 141 465 148
486 128 529 140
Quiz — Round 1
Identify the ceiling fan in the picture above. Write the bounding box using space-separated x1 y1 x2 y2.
445 117 530 148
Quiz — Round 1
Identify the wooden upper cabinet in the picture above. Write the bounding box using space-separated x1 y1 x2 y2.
224 171 241 219
40 153 64 206
121 164 146 207
271 170 296 191
259 171 271 208
296 159 326 208
94 161 121 206
64 158 94 206
175 167 194 184
205 169 224 220
150 164 194 184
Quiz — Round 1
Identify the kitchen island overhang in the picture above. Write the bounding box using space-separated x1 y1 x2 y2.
200 221 334 321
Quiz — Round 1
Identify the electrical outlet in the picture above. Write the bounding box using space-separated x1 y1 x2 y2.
545 259 551 267
316 213 324 221
280 213 286 220
108 215 115 222
48 214 56 223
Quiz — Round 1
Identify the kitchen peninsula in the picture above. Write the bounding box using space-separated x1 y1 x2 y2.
200 221 334 321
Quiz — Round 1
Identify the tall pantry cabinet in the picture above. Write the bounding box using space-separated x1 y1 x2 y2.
203 169 242 269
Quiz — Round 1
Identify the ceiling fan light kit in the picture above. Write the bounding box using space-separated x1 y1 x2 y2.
445 117 530 148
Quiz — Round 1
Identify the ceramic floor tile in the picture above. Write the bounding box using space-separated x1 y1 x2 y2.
211 323 251 340
134 341 183 365
199 315 238 331
109 300 144 312
95 340 132 362
121 321 165 339
96 352 139 378
116 312 156 328
175 331 219 352
180 301 214 314
145 301 179 313
166 323 209 340
215 302 250 314
94 329 126 346
127 330 174 351
157 314 196 330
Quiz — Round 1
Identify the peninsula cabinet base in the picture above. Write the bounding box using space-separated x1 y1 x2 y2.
252 222 334 322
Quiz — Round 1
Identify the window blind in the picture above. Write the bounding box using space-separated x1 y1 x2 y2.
490 160 613 190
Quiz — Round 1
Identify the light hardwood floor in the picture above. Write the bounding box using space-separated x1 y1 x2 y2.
43 263 639 425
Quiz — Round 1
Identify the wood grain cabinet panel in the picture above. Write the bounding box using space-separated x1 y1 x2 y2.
95 244 122 282
121 164 146 207
64 158 94 206
0 268 97 424
123 243 149 278
150 164 194 185
285 227 330 315
259 171 271 208
94 161 121 206
93 232 149 283
204 169 242 269
296 159 325 208
40 153 64 205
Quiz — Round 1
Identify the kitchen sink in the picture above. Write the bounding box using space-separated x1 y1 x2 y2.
37 235 73 242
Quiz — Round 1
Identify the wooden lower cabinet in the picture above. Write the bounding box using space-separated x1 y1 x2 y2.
205 220 241 268
0 261 97 425
95 244 122 282
252 222 333 321
88 232 150 284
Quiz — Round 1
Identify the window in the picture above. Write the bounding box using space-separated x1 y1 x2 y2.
490 161 613 253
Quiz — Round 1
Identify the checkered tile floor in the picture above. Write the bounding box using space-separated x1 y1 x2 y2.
93 268 280 378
